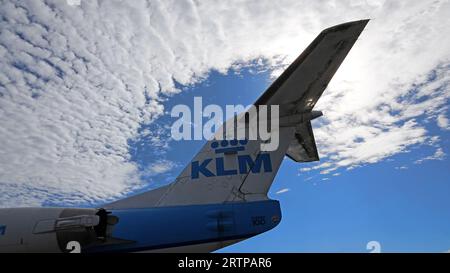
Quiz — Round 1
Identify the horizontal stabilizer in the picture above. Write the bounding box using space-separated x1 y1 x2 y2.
286 121 319 162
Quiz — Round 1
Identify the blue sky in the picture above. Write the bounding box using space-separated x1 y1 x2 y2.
0 0 449 252
127 68 450 253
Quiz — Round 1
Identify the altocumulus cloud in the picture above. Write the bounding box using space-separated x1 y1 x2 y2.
0 0 450 207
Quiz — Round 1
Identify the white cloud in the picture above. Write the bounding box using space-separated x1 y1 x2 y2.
427 136 441 147
414 148 446 164
142 160 178 176
66 0 80 6
276 188 290 194
395 166 408 170
314 120 428 173
437 114 450 130
0 0 449 206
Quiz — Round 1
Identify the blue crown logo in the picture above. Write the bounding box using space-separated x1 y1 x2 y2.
211 139 248 154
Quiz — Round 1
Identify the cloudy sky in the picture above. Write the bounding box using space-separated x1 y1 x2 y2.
0 0 449 252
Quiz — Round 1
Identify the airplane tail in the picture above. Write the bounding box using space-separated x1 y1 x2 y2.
106 20 369 209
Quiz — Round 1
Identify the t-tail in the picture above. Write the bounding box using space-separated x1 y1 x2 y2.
100 20 369 253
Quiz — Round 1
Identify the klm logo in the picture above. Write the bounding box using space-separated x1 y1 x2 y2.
191 140 272 179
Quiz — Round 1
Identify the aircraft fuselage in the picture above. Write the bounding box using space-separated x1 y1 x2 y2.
0 200 281 253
